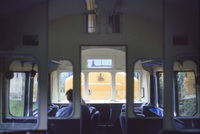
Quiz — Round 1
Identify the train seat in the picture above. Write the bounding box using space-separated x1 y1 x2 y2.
119 112 126 134
89 106 96 116
48 105 59 117
89 111 100 134
142 105 163 117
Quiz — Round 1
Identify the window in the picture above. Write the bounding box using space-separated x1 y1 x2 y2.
87 59 112 68
32 73 38 111
86 14 98 33
175 71 196 116
108 14 121 33
59 72 73 101
50 60 73 103
133 72 140 100
9 72 38 117
9 72 26 116
157 72 164 108
134 60 151 103
116 72 126 100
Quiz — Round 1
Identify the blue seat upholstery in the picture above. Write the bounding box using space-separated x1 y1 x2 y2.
119 112 125 134
142 105 163 117
82 105 91 134
89 111 100 134
89 106 96 116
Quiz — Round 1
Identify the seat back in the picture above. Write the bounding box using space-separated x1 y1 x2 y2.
119 112 125 134
89 111 100 134
82 105 91 134
143 105 163 117
89 106 96 116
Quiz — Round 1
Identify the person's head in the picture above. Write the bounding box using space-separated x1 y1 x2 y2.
66 89 73 103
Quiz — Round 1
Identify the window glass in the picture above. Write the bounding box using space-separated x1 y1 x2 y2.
116 72 126 100
50 60 73 103
157 72 164 108
108 14 121 33
134 72 140 100
9 72 26 116
115 72 139 100
7 57 39 118
175 71 196 116
59 72 73 101
87 59 112 68
33 73 38 111
134 60 151 103
86 14 98 33
88 72 111 100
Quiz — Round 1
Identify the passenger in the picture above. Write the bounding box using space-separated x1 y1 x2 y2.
55 89 73 117
55 89 91 133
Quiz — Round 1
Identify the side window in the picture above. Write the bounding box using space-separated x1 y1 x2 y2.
9 72 26 116
134 60 163 117
8 60 39 117
157 72 164 108
134 60 150 103
0 55 40 131
86 14 98 33
175 71 196 116
50 60 73 104
134 72 140 100
9 72 38 116
59 72 73 101
108 14 121 33
33 73 38 111
85 0 98 33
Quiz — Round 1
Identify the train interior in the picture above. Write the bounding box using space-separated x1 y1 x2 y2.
0 0 199 134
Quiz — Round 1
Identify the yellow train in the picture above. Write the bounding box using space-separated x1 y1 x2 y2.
65 72 139 100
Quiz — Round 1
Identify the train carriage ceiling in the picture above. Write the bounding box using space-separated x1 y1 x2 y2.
0 0 199 22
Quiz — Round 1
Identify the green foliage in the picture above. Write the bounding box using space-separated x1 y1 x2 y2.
59 72 73 100
9 100 24 116
176 72 196 116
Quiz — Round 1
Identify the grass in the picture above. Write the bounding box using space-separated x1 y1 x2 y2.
9 100 38 117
